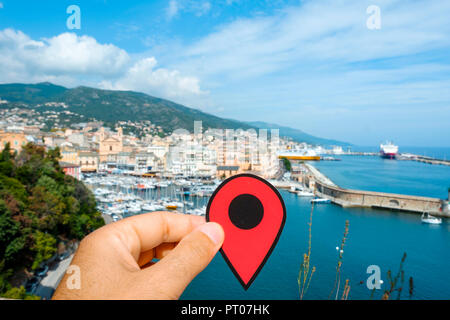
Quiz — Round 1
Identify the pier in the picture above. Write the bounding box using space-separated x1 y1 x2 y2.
302 164 450 217
397 154 450 167
343 151 450 167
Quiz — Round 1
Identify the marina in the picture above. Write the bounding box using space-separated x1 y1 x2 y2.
88 147 450 223
83 174 220 221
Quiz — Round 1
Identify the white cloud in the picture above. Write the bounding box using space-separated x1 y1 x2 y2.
0 29 129 79
0 2 3 9
150 0 450 145
0 29 207 107
164 0 450 80
100 57 206 103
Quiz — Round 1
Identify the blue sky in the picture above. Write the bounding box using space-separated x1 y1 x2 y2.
0 0 449 146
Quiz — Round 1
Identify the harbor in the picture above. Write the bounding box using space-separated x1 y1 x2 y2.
397 154 450 167
87 146 450 224
269 162 450 218
83 174 220 222
305 163 449 217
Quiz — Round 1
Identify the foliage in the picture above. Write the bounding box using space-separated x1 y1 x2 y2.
31 231 57 270
2 286 40 300
329 220 350 300
298 204 316 299
0 142 104 298
0 83 254 133
381 253 410 300
282 157 292 172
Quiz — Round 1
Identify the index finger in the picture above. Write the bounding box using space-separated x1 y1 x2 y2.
105 211 206 261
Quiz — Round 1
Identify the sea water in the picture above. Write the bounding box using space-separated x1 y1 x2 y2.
181 154 450 300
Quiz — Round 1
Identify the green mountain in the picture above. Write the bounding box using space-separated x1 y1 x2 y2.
0 82 68 104
0 82 252 133
248 121 351 146
0 83 350 145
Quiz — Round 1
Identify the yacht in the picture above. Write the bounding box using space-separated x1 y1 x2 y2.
297 190 315 197
421 212 442 225
311 198 331 204
142 203 156 211
278 149 321 161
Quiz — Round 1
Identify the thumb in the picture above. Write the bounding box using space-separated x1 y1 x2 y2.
145 222 224 298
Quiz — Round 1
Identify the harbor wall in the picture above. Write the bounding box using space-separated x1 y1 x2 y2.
303 164 450 217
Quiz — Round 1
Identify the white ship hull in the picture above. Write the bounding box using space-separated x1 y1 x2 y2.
380 142 398 159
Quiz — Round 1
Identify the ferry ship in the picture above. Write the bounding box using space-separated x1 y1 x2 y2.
380 142 398 159
278 149 321 161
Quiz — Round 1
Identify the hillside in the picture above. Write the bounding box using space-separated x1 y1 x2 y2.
0 83 350 145
0 83 251 133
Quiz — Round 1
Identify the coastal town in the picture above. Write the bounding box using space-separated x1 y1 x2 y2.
0 103 354 225
0 104 309 180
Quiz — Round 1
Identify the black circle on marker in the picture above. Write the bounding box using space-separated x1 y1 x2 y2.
228 194 264 230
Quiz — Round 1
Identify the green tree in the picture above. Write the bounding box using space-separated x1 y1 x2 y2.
0 142 104 298
282 157 292 171
0 175 28 203
0 142 14 162
0 260 13 294
32 231 57 270
0 201 23 263
2 286 40 300
0 143 15 178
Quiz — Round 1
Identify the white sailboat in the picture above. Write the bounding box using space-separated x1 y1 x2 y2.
297 190 315 197
421 212 442 224
311 198 331 204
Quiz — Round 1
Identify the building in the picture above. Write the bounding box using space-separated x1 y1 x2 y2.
0 130 28 152
135 152 161 173
60 145 79 165
216 165 240 179
78 152 99 172
98 127 123 162
66 131 88 147
60 161 81 180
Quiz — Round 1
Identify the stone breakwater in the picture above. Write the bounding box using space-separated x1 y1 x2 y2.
303 164 450 218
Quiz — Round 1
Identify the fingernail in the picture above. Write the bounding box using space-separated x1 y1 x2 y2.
198 222 224 245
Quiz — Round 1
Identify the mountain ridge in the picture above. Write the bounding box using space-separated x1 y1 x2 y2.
0 82 350 145
248 121 352 146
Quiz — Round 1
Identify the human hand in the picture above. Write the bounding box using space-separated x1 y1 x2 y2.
52 212 224 300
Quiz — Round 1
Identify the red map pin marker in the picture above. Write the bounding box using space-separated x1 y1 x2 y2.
206 174 286 290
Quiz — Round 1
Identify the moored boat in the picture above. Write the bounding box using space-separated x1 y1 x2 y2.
311 198 331 204
421 212 442 224
380 141 398 159
278 149 321 161
297 190 315 197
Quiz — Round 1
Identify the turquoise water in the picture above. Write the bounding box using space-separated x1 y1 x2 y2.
352 146 450 161
314 155 450 199
181 156 450 300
